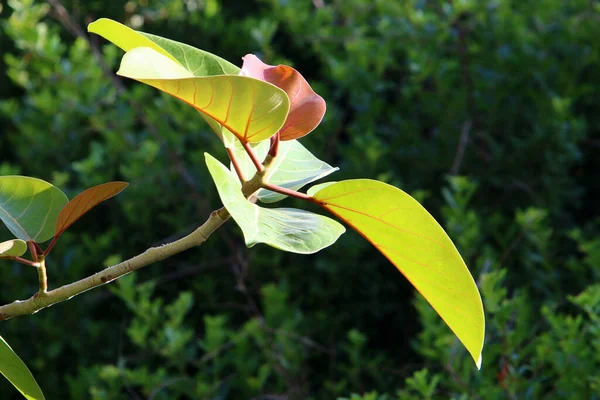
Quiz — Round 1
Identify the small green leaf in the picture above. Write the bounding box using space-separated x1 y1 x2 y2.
0 239 27 257
0 176 68 243
0 335 45 399
117 47 290 144
259 141 337 203
230 139 337 202
205 153 345 254
311 179 485 368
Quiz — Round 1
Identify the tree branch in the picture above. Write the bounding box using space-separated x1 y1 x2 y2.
0 208 230 320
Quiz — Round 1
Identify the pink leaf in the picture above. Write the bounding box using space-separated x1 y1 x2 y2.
241 54 326 141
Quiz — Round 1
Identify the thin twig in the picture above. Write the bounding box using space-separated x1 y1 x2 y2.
0 208 231 320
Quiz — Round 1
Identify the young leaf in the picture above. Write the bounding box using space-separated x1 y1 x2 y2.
88 18 240 76
205 153 345 254
55 182 129 238
0 335 45 400
241 54 326 140
309 179 485 368
0 176 68 243
258 140 338 203
231 138 338 203
0 239 27 257
117 47 291 143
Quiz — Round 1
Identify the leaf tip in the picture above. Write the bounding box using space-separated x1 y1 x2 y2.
87 18 106 34
476 353 482 370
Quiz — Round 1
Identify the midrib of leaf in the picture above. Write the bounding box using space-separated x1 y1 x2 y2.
32 192 55 241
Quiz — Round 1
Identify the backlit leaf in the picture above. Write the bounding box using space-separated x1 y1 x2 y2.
55 182 129 238
0 335 45 399
205 153 345 254
310 179 485 368
88 18 243 144
231 138 337 203
0 176 68 243
241 54 326 140
117 47 290 143
88 18 240 76
0 239 27 257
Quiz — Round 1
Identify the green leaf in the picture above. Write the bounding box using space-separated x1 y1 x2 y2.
231 139 338 203
205 153 345 254
0 335 45 400
88 18 240 76
311 179 485 368
0 239 27 257
117 47 290 144
0 176 68 243
88 18 243 144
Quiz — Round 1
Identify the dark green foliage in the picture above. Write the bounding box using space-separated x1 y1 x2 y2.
0 0 598 398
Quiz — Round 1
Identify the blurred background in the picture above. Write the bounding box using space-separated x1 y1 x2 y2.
1 0 599 399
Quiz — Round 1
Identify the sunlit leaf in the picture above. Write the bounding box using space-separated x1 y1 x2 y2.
241 54 326 140
205 153 345 254
88 18 240 76
0 335 45 400
310 179 485 368
231 138 338 202
88 18 243 144
0 239 27 257
0 176 68 243
55 182 129 238
117 47 290 143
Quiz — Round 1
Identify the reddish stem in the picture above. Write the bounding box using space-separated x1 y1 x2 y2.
0 256 39 267
27 241 40 261
262 182 317 203
242 141 265 173
226 147 247 183
268 132 280 158
44 236 59 256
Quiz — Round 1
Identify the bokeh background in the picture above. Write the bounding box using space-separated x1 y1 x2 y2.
1 0 599 399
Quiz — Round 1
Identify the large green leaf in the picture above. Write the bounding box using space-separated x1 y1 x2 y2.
88 18 244 144
0 176 68 243
309 179 485 368
231 138 338 202
117 47 290 144
205 153 345 254
0 239 27 257
88 18 240 76
0 335 45 399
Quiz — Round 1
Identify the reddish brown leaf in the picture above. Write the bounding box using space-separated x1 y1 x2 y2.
55 182 128 237
241 54 326 141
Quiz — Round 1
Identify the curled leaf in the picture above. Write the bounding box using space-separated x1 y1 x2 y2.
55 182 129 238
241 54 326 140
310 179 485 368
0 239 27 257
